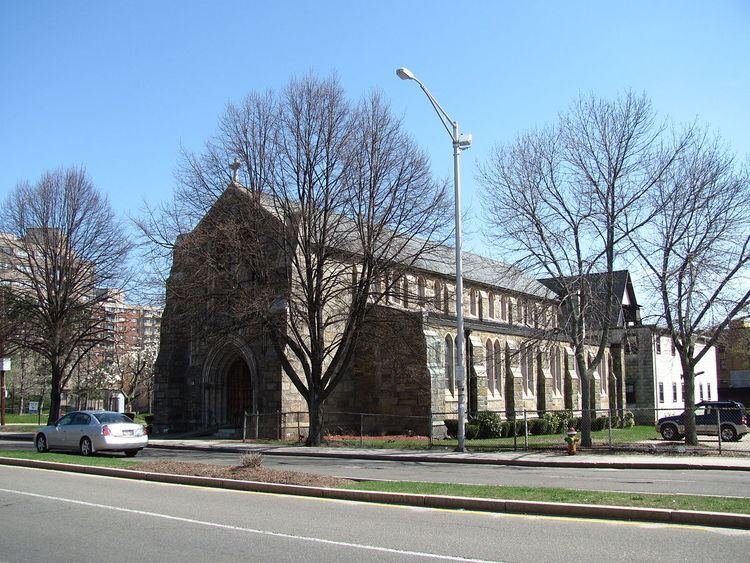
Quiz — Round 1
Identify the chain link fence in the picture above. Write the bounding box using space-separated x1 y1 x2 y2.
242 405 750 454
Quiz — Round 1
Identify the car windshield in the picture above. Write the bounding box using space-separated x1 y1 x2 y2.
92 413 135 424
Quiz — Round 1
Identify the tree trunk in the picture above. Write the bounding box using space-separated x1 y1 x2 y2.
305 393 324 446
46 360 64 425
577 353 592 447
681 357 697 445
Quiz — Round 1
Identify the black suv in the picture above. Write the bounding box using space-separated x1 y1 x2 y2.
656 401 748 441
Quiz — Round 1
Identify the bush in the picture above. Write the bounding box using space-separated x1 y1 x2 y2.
239 452 264 468
474 411 503 439
444 419 458 438
592 415 610 431
621 410 635 428
465 423 480 440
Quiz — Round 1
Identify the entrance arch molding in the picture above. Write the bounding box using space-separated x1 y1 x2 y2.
201 335 259 427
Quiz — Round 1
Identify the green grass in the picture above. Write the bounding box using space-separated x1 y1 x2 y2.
343 480 750 514
1 413 49 424
0 449 140 468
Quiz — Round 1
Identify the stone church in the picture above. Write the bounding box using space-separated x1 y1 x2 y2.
153 178 625 437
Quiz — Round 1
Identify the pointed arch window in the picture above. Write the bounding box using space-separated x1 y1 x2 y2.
488 292 495 319
485 340 495 394
445 334 455 395
402 277 409 308
434 281 443 311
417 277 426 304
494 341 503 395
469 289 477 316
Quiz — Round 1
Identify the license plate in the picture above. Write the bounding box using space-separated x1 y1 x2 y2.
123 430 133 436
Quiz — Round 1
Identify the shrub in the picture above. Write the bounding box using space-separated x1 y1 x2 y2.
474 411 503 439
466 423 480 440
622 410 635 428
592 415 610 431
444 419 458 438
239 452 264 468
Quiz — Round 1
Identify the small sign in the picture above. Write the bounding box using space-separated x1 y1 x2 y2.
0 358 10 371
29 402 39 414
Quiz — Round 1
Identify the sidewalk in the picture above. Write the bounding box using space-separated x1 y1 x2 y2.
5 429 750 471
146 437 750 471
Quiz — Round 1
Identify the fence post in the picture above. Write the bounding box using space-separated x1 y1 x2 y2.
523 408 528 450
513 411 518 450
428 407 433 449
717 408 722 455
242 411 247 443
607 410 612 448
254 413 259 439
360 414 364 448
277 410 281 440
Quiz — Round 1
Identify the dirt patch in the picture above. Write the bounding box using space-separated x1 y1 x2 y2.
131 460 355 488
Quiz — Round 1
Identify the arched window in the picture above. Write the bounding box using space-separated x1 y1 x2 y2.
417 277 426 304
488 292 495 319
434 281 443 311
351 265 358 301
444 286 450 314
601 352 609 394
521 346 535 396
445 334 455 395
508 298 514 325
485 340 495 394
402 277 409 308
551 346 562 394
469 289 477 316
494 341 503 395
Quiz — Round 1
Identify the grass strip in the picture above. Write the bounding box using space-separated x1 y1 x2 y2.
0 450 140 468
342 480 750 514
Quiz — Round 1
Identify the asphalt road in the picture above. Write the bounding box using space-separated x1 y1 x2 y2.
2 440 750 498
1 465 748 562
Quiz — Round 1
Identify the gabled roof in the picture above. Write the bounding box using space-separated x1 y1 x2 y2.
538 270 640 328
191 182 554 300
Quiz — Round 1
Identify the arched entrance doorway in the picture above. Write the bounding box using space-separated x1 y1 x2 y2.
202 337 258 429
226 355 252 428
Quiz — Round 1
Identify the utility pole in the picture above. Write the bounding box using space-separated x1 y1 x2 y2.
0 356 10 426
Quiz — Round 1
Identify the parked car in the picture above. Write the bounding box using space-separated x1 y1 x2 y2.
35 410 148 457
656 401 749 442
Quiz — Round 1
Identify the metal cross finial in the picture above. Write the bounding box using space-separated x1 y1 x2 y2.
230 159 241 183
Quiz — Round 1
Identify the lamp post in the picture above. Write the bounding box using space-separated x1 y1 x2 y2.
396 67 472 451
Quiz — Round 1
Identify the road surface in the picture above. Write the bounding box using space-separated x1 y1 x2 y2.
1 440 749 498
0 465 747 562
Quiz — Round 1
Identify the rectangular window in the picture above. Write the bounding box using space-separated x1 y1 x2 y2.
699 384 704 401
658 382 664 404
625 383 635 404
655 337 661 354
672 383 678 402
707 383 711 400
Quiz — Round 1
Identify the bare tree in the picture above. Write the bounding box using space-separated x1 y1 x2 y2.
1 167 133 424
139 75 450 445
479 92 690 446
632 132 750 444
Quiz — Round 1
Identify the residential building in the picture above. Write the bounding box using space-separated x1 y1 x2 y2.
717 319 750 406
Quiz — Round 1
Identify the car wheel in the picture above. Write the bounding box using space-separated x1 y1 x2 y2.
660 424 679 441
35 434 48 453
79 437 94 456
720 425 738 442
124 449 140 457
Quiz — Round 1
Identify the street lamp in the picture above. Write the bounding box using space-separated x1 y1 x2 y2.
396 67 471 451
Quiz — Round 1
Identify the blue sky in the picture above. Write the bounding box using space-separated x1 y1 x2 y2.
1 1 748 256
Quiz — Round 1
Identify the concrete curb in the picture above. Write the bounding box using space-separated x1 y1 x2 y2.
146 442 750 472
2 456 749 530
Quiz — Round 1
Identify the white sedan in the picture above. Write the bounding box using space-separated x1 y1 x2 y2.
35 410 148 457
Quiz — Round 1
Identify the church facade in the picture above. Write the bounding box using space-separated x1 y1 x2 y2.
153 183 625 437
